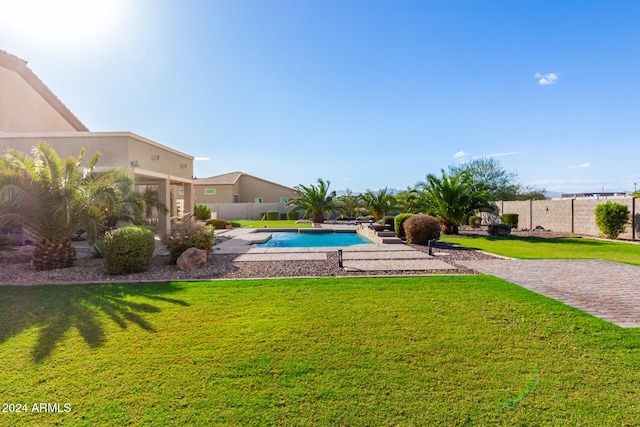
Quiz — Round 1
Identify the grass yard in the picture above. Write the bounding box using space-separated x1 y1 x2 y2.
442 235 640 266
235 220 311 228
2 277 640 426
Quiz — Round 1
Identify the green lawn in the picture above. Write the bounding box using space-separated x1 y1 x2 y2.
442 235 640 266
236 220 311 228
2 277 640 426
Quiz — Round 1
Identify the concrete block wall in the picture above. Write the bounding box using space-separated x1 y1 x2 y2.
204 202 295 220
495 197 638 240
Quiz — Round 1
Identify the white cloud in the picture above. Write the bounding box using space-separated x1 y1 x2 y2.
534 72 559 85
453 150 468 159
194 156 211 161
569 162 591 169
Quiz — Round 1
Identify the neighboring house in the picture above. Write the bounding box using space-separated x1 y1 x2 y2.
0 49 194 234
194 172 299 219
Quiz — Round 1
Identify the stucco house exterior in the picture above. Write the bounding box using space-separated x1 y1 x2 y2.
194 172 299 219
0 49 194 234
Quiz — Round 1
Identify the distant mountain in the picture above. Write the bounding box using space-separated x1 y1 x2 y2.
335 188 402 196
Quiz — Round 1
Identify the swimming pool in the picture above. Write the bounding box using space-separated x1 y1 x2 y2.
254 231 373 248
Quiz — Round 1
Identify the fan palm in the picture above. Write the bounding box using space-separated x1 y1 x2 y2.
360 187 397 220
0 142 156 270
418 170 497 234
287 178 336 223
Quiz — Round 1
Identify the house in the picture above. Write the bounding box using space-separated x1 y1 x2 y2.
194 172 299 219
0 49 194 234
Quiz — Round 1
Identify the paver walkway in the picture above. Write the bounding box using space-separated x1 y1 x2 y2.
458 259 640 328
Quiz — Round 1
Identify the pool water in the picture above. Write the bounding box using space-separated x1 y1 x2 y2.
254 232 373 248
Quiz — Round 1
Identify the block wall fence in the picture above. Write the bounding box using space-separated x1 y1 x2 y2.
204 202 294 220
494 198 640 240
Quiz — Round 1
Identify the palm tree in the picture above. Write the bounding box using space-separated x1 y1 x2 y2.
287 178 336 223
0 142 153 270
335 188 364 219
360 187 397 220
418 170 497 234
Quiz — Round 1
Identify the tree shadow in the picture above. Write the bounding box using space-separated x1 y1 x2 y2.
0 282 189 363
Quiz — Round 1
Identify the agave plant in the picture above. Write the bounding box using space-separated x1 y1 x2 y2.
0 142 161 270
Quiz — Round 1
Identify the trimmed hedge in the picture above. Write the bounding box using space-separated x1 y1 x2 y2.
501 213 519 228
104 226 155 275
394 213 414 239
287 209 300 220
266 210 279 220
404 214 441 245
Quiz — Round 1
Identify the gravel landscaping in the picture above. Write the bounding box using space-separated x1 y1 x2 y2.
0 227 576 285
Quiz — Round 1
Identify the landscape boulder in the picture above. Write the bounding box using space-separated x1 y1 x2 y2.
176 248 208 270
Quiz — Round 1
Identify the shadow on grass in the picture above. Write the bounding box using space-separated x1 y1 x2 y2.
0 282 189 363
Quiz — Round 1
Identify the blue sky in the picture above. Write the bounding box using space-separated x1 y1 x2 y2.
1 0 639 194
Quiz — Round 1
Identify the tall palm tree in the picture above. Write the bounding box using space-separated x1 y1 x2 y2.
360 187 397 220
287 178 336 223
418 170 496 234
0 142 151 270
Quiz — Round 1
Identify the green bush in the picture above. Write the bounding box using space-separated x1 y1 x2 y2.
280 213 287 220
394 213 414 239
162 221 214 264
595 202 631 239
488 223 512 236
287 209 300 220
501 213 519 228
206 218 230 229
229 221 241 228
403 214 441 245
104 226 155 275
194 204 212 221
266 210 279 220
468 215 482 229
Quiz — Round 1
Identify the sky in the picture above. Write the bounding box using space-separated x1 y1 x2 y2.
1 0 639 195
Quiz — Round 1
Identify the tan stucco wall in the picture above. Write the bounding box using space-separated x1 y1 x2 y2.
195 184 236 204
0 67 78 132
237 175 298 203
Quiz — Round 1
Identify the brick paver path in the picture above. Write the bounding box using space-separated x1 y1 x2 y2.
457 259 640 328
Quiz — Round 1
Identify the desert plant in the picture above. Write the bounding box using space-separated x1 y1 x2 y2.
335 189 364 219
194 204 212 221
468 215 482 228
501 213 519 228
103 226 155 275
595 202 631 239
394 213 414 239
403 214 441 245
266 210 279 220
488 223 512 236
287 178 336 223
162 220 214 264
206 218 230 229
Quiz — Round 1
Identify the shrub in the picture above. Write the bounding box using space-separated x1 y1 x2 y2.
206 218 230 229
404 214 441 245
229 221 241 228
162 221 214 264
595 202 631 239
468 215 482 229
280 213 287 220
488 223 512 236
104 226 155 275
266 210 279 220
193 204 212 221
394 213 414 239
501 213 519 228
287 209 300 220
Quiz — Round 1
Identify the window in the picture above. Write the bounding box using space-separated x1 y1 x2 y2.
281 197 288 204
178 188 185 196
255 198 263 203
204 188 216 195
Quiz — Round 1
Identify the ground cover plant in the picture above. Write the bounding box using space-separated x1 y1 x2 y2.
2 277 640 425
236 220 311 228
442 235 640 266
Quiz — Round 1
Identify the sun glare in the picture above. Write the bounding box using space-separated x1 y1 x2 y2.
0 0 129 51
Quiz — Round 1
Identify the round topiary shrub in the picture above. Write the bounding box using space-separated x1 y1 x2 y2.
488 223 512 236
468 215 482 229
162 221 214 264
595 201 631 239
394 213 414 239
501 213 519 229
403 214 441 245
266 210 279 220
104 226 156 275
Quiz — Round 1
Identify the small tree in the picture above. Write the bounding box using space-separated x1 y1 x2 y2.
595 202 631 239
